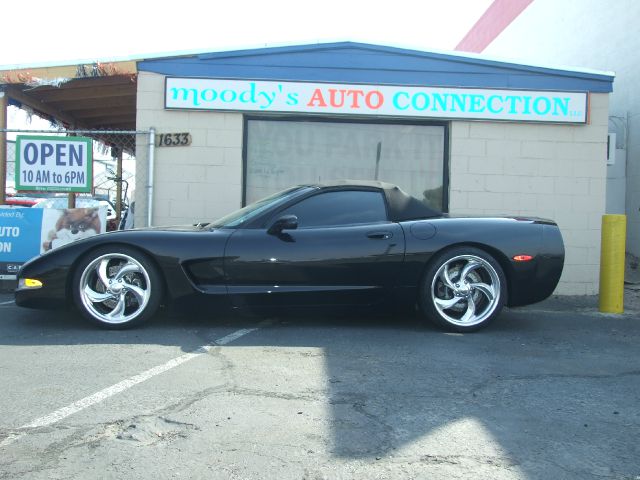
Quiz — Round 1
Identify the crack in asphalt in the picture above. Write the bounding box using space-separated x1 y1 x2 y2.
224 386 323 402
0 389 223 478
328 393 395 456
416 453 520 468
469 370 640 396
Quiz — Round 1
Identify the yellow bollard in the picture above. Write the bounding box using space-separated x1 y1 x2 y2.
599 214 626 313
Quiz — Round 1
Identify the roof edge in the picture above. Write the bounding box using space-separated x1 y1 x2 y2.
190 41 615 81
3 41 615 82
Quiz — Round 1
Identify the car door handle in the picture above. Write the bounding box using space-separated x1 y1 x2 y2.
367 231 393 240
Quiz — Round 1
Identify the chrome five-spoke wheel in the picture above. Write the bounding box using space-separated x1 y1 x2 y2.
420 247 507 332
74 247 162 328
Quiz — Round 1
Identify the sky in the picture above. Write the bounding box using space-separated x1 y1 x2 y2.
1 0 492 67
2 0 493 139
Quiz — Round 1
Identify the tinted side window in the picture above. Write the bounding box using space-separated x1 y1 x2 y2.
279 191 388 228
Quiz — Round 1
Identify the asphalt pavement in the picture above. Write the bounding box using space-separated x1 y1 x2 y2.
0 291 639 480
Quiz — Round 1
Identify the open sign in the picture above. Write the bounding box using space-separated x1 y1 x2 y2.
15 135 93 193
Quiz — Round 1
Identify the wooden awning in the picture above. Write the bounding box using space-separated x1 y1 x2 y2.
0 61 137 130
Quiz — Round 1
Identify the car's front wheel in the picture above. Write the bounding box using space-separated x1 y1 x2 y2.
72 246 162 328
419 247 507 332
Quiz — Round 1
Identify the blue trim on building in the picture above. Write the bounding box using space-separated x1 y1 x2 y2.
138 42 614 93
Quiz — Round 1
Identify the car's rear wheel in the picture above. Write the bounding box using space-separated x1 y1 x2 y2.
419 246 507 332
72 246 162 329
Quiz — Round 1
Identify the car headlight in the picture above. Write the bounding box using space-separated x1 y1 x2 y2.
18 278 43 289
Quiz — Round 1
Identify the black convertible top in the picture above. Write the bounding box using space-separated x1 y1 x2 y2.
309 180 442 222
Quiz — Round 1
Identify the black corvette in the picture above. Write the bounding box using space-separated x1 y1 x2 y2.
15 181 564 332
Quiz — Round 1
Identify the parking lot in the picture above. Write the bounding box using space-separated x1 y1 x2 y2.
1 291 639 480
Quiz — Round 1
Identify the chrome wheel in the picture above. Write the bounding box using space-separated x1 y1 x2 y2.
79 253 151 325
431 254 501 327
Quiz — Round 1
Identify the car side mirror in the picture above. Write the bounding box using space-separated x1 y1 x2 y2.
268 215 298 235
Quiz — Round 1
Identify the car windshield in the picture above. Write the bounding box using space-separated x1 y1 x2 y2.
208 186 312 228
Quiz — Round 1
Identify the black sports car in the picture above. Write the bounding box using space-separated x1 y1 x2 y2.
15 181 564 332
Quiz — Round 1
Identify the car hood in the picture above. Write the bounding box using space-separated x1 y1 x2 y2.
143 224 208 232
100 224 215 234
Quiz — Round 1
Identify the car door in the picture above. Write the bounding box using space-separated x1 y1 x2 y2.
224 189 405 307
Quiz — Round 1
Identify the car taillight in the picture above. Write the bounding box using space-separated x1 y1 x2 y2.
513 255 534 262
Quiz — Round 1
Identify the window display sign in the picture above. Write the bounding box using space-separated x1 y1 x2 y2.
166 78 588 123
15 135 93 193
245 120 446 208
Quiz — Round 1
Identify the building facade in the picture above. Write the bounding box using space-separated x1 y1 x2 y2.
134 42 613 295
458 0 640 258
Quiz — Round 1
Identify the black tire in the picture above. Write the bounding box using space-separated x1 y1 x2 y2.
72 245 163 329
418 246 507 332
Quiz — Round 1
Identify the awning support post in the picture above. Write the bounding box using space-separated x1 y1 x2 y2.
115 147 123 225
147 128 155 227
0 92 7 205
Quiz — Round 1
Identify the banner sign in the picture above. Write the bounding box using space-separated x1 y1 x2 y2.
15 135 93 193
165 78 588 123
0 207 106 277
0 208 42 277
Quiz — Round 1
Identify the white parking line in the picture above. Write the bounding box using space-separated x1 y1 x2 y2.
0 300 15 305
0 324 266 448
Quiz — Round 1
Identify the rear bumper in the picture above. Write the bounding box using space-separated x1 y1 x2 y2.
507 224 565 307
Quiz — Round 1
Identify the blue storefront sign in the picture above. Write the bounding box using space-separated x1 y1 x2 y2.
165 78 589 123
0 208 43 277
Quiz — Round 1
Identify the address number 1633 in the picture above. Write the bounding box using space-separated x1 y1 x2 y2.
157 133 192 147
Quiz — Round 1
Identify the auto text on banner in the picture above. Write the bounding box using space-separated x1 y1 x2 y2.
0 208 43 277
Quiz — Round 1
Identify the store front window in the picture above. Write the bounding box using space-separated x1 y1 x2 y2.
245 119 447 211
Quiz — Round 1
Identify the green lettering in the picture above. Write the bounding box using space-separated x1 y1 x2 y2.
431 93 449 112
171 87 200 106
487 95 504 114
239 83 257 103
450 94 467 112
411 93 430 111
533 97 551 115
220 90 237 102
201 89 217 102
392 92 410 110
552 97 570 116
505 95 522 114
469 94 485 113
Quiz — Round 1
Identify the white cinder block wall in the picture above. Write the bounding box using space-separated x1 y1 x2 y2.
450 93 609 295
135 72 244 227
480 0 640 259
136 71 609 295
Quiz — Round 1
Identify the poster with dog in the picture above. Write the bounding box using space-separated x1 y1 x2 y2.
40 207 107 252
1 206 108 277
